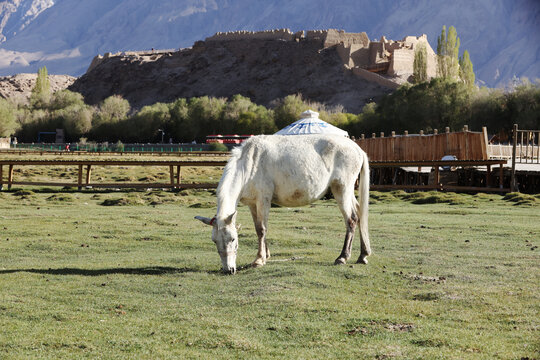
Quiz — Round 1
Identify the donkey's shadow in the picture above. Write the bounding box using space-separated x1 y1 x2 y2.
0 266 206 276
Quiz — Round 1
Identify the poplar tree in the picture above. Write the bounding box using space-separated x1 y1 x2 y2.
459 50 475 90
413 42 428 83
437 25 460 80
30 66 51 108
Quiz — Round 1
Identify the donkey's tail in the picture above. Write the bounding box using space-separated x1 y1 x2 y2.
357 151 371 257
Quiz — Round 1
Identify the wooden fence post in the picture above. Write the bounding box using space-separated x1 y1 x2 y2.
8 165 14 190
482 127 489 160
77 165 83 190
510 124 519 192
0 165 3 190
169 165 175 188
85 165 92 186
511 124 518 192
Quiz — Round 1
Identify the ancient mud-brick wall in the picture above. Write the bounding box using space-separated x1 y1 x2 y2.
349 44 371 68
322 29 370 48
205 29 295 42
305 30 328 44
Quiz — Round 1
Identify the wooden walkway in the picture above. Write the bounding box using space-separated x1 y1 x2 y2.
0 159 228 190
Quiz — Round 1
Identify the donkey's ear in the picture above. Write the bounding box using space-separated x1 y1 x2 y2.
195 216 216 226
224 211 237 225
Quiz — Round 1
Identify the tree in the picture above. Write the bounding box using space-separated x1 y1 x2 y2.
30 66 51 109
127 102 171 142
272 94 308 129
187 96 226 141
94 95 130 125
413 42 428 83
459 50 475 90
437 26 460 80
0 98 18 137
90 95 130 141
49 90 86 110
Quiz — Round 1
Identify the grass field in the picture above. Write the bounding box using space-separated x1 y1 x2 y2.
0 187 539 359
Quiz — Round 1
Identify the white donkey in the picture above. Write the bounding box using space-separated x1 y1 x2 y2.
196 134 370 274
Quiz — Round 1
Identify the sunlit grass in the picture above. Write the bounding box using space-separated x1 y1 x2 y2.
0 189 538 359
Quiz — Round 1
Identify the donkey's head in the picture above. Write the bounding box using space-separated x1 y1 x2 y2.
195 212 238 274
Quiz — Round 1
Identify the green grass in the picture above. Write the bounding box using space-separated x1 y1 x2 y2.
0 189 538 359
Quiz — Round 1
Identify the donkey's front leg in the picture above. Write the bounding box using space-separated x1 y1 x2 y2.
249 203 269 268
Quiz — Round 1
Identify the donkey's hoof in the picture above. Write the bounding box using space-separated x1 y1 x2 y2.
356 256 368 264
334 257 347 265
251 260 265 268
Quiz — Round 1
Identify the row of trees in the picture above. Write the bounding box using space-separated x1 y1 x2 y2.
356 77 540 136
0 72 356 142
2 77 537 143
413 25 475 90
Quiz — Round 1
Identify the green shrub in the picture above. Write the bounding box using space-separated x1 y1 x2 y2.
208 142 229 152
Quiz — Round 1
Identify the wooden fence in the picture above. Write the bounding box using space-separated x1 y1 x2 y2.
0 159 228 190
511 124 540 191
355 127 489 161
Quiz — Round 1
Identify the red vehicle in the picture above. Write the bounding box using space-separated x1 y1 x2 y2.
205 135 253 145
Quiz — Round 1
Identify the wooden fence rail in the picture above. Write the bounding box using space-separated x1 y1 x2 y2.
0 160 228 191
0 149 230 157
0 158 509 193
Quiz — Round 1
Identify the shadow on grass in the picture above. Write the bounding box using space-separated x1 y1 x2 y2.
0 266 207 276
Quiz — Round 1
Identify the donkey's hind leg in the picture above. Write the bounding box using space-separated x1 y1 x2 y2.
331 182 358 265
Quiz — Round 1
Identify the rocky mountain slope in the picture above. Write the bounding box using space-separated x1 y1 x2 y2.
69 36 391 113
0 0 538 87
0 0 54 42
0 72 74 101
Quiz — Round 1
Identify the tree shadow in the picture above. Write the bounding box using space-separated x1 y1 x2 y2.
0 266 207 276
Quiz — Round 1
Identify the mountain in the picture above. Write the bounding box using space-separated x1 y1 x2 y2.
0 0 54 42
0 0 538 87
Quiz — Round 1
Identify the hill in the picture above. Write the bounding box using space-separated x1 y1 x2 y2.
0 0 538 87
0 72 75 101
69 30 398 113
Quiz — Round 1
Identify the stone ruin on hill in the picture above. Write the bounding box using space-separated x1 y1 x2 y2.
204 29 438 87
87 29 437 90
71 29 437 112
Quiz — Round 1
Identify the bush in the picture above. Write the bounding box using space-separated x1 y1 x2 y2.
208 142 229 152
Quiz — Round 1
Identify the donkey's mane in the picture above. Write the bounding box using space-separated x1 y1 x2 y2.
216 143 247 201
